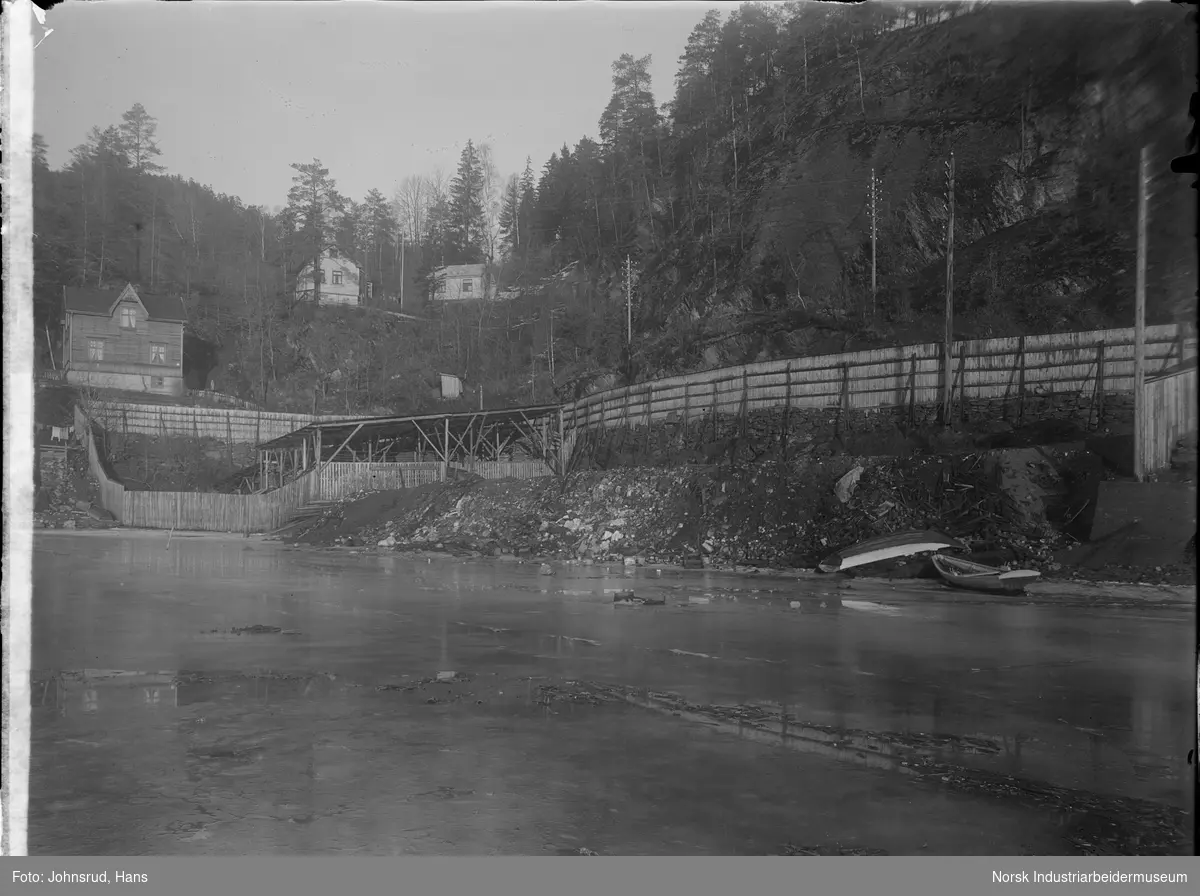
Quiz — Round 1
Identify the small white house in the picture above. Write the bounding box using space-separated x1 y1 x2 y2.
296 252 371 306
429 264 496 302
440 373 463 400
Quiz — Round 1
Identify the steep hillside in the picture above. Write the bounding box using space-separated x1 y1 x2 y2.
627 1 1195 377
32 3 1194 415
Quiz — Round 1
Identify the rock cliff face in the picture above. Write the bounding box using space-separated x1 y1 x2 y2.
648 2 1194 370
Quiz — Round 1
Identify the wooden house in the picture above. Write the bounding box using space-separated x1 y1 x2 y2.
429 263 496 303
295 251 371 306
63 283 186 396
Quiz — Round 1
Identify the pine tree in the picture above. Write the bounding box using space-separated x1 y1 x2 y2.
448 140 487 263
119 103 165 175
286 159 344 304
498 174 521 257
363 188 397 295
517 157 538 252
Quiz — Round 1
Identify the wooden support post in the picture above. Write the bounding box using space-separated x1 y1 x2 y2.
442 416 450 481
954 348 967 421
317 424 361 476
1133 145 1149 481
1017 336 1026 426
908 355 917 426
1096 341 1106 426
740 370 749 437
839 363 851 433
782 364 792 461
942 151 956 426
557 408 566 476
682 380 691 450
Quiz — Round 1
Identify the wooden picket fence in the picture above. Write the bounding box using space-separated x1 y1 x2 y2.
78 405 316 533
563 323 1187 431
75 403 557 532
1138 362 1198 478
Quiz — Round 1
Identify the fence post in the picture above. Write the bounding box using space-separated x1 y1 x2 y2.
908 355 917 426
782 364 792 462
741 370 749 438
710 381 718 438
839 363 851 432
954 348 967 421
1017 335 1026 426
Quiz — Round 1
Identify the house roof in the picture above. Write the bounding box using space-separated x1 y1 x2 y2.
435 264 488 278
64 284 187 323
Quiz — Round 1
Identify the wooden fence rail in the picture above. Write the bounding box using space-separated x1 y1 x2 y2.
1138 364 1198 478
564 323 1187 431
79 401 355 445
74 404 557 533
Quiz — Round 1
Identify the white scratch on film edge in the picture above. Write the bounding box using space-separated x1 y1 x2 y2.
1 0 36 858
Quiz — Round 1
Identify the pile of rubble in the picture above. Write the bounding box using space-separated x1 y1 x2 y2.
283 448 1078 571
34 445 118 531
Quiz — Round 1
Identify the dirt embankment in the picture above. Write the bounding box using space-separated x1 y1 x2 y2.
281 446 1195 586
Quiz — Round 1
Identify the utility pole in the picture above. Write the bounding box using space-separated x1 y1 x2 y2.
625 255 633 344
942 152 956 425
399 234 405 310
1133 145 1149 482
869 168 879 317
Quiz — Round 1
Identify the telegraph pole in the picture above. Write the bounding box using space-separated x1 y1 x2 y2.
942 152 956 425
625 255 633 344
1133 145 1149 481
399 234 405 310
548 306 555 381
869 168 879 317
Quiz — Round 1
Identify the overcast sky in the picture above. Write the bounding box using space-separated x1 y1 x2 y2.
34 0 731 210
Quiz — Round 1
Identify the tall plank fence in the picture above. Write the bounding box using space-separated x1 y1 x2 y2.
563 324 1187 432
77 405 316 533
75 403 556 533
79 401 353 445
1139 363 1198 478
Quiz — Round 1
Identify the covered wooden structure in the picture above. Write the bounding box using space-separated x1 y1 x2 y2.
246 404 565 492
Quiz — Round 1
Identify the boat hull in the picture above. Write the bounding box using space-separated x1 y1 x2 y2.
931 554 1040 595
818 530 964 573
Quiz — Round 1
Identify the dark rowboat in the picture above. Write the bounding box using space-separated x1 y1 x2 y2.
818 530 964 573
931 553 1041 595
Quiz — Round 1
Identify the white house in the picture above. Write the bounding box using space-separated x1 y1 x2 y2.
296 252 372 306
429 263 496 303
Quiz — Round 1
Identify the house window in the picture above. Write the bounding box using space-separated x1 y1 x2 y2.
461 279 473 295
319 269 327 284
119 306 137 329
87 339 104 361
332 270 344 286
150 343 166 364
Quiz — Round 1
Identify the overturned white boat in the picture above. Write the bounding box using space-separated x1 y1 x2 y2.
818 530 964 573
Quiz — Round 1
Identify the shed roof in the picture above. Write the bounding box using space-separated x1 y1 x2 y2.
255 404 562 456
64 284 187 323
435 264 488 278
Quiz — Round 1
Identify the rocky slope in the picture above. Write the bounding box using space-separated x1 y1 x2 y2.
278 448 1196 586
635 2 1195 375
